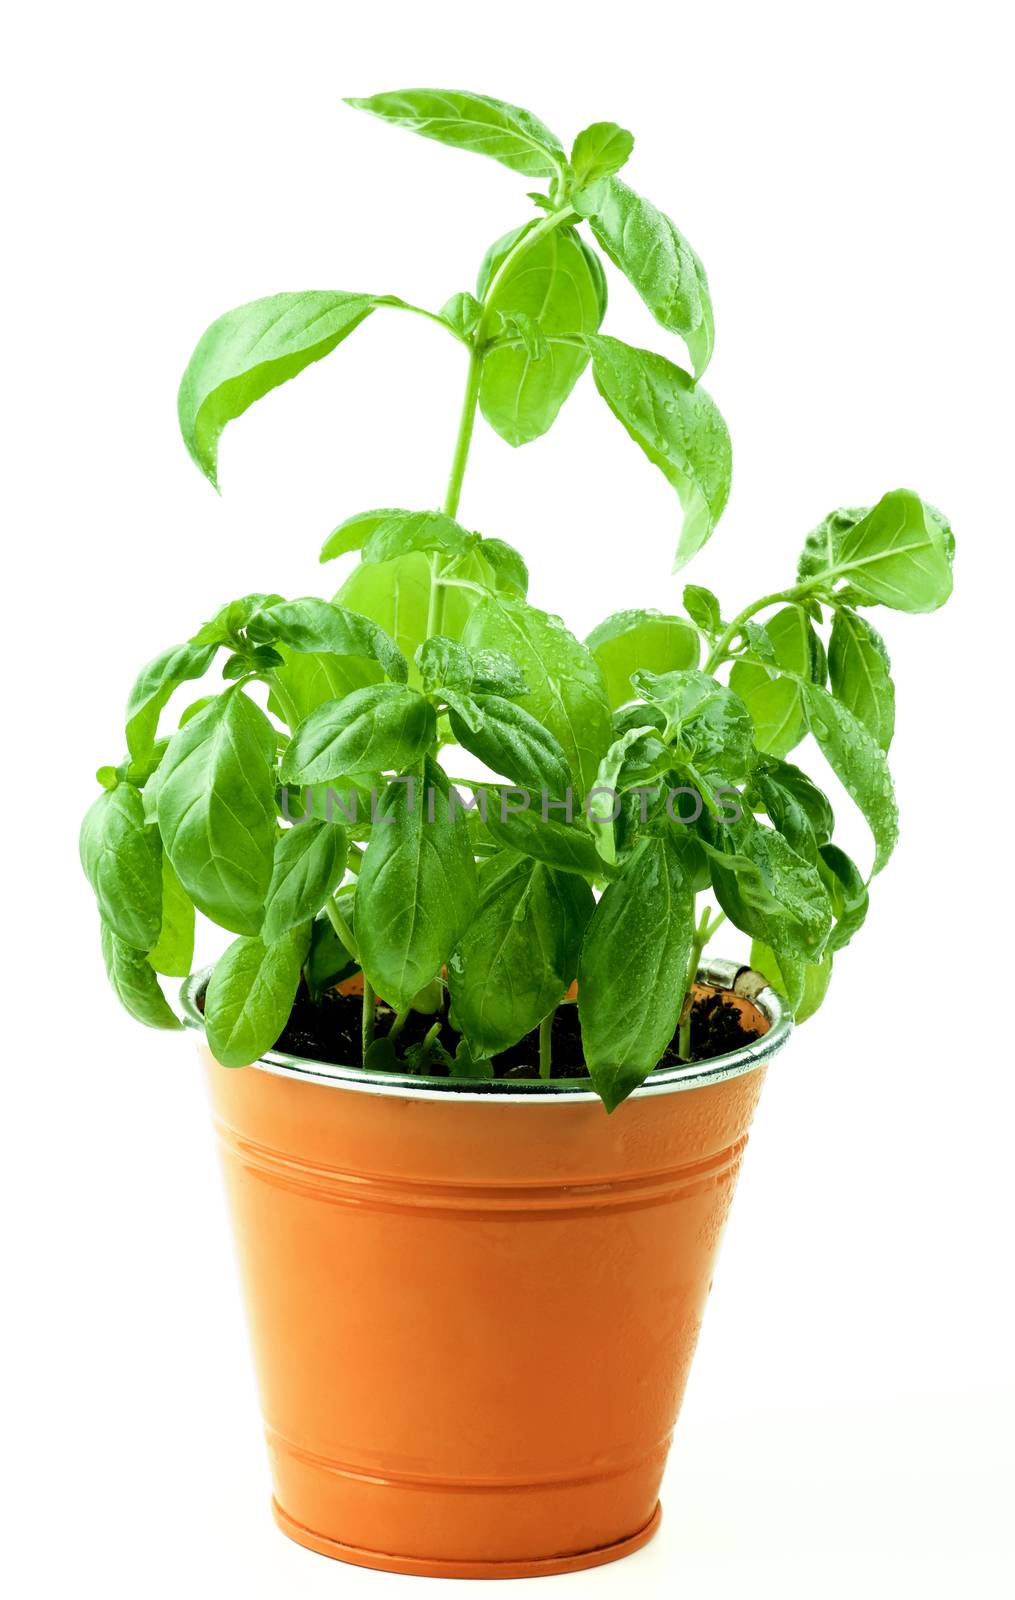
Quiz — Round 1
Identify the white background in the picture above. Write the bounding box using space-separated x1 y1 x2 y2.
4 2 1013 1595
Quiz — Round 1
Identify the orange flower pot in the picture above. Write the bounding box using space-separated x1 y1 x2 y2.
183 960 790 1579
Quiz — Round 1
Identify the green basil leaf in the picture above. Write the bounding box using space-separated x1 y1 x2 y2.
346 88 565 179
337 551 487 680
586 334 731 571
415 636 475 694
448 694 573 795
817 843 870 952
101 924 182 1030
797 489 954 612
262 822 349 944
578 835 694 1111
415 636 528 699
574 177 713 376
463 596 611 795
474 537 529 598
569 122 634 186
204 925 311 1068
356 760 478 1011
267 646 382 724
280 685 435 784
156 689 277 935
750 938 832 1024
439 291 484 339
358 509 471 565
729 605 812 757
752 757 834 862
125 641 219 762
481 790 605 878
477 223 606 445
179 292 377 487
148 854 196 978
682 583 722 635
633 669 755 784
828 606 895 751
247 597 407 684
448 855 593 1055
320 507 406 564
702 817 833 960
80 784 163 950
190 593 285 648
587 725 672 865
586 609 700 709
802 682 898 874
306 911 357 1001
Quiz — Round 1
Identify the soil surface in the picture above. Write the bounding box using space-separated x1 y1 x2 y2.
271 982 760 1080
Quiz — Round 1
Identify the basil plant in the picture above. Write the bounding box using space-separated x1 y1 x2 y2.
81 90 954 1109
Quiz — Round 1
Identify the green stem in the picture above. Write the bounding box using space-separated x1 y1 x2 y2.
388 1008 410 1044
324 895 358 961
539 1011 554 1080
678 905 725 1060
703 585 819 675
474 206 576 340
361 978 376 1058
427 341 485 641
443 343 484 520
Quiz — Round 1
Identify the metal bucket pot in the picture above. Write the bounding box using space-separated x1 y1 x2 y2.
182 959 790 1579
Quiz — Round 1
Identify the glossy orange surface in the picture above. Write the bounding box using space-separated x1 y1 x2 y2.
202 1012 767 1578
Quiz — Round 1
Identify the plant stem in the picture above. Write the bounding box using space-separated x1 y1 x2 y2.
678 905 725 1060
474 206 576 339
324 895 357 960
443 342 484 520
388 1008 410 1043
427 341 486 641
703 584 819 675
361 977 376 1059
539 1011 554 1080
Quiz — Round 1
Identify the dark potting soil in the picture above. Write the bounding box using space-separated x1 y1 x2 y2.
270 983 760 1081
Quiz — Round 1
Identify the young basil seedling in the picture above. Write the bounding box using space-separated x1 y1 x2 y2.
83 89 954 1110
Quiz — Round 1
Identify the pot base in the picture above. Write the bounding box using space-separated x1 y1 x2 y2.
272 1496 662 1579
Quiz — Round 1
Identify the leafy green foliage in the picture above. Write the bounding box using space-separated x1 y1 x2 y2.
448 694 573 794
280 685 436 782
125 641 218 762
578 837 694 1110
796 489 953 612
477 223 606 445
586 610 699 708
147 855 195 978
587 335 731 570
828 607 895 751
802 682 898 873
179 292 378 487
569 122 634 187
463 596 611 794
729 605 814 757
262 822 349 944
80 784 163 950
574 177 713 376
448 854 593 1054
156 689 277 935
247 597 407 684
101 925 181 1030
356 760 477 1011
204 925 312 1067
346 89 565 178
84 90 952 1105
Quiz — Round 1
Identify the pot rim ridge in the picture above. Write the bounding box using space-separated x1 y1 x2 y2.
180 957 792 1103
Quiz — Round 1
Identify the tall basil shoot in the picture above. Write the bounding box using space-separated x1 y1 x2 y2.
82 90 954 1109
